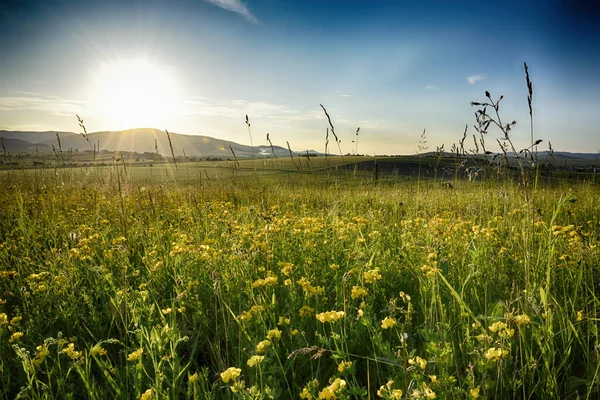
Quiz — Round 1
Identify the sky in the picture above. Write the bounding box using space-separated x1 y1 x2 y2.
0 0 599 155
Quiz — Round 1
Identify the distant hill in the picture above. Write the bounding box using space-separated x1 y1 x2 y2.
0 128 317 158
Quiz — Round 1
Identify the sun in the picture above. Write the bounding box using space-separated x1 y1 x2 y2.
89 58 183 129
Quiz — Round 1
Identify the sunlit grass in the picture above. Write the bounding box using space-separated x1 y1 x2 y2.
1 165 599 398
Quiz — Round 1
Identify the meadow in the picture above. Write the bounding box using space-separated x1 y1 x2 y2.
0 157 599 399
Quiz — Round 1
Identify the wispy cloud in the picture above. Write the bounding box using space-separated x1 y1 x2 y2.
467 73 487 85
204 0 258 23
341 94 352 97
0 91 85 116
425 85 437 90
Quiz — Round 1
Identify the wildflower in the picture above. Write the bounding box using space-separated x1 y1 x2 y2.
220 367 242 383
300 387 314 399
0 313 7 325
399 291 411 302
577 310 585 321
319 378 346 399
484 347 509 362
377 380 402 399
61 343 82 360
299 306 315 318
32 345 49 366
488 321 507 333
409 356 427 370
351 286 368 299
9 331 24 343
189 372 198 383
162 308 173 315
10 316 22 326
140 389 153 400
364 268 382 284
278 317 291 326
470 387 481 398
256 339 272 354
291 329 299 335
329 263 340 270
267 328 282 341
337 360 353 373
316 310 345 323
514 314 531 326
424 385 436 399
247 355 265 367
128 348 144 361
381 317 397 329
284 279 292 286
91 343 107 356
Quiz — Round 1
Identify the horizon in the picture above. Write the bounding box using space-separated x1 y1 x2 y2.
1 0 599 155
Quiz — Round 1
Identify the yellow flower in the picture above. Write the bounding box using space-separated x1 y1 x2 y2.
424 385 436 399
32 345 49 366
90 344 107 356
470 387 480 398
408 356 427 369
127 348 144 361
329 264 340 270
351 286 368 299
514 314 530 326
399 291 411 302
278 317 291 326
316 311 345 323
377 380 402 399
267 328 282 341
0 313 7 325
381 317 397 329
220 367 242 383
61 343 82 360
162 308 173 315
189 372 198 383
319 378 346 399
300 387 313 399
577 310 585 321
337 360 353 373
299 305 315 318
247 355 265 367
140 389 153 400
9 331 24 343
488 321 507 333
364 268 382 284
484 347 509 362
256 339 272 354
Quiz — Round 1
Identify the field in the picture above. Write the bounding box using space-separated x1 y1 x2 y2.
0 158 599 399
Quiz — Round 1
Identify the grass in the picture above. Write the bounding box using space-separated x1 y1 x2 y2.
0 164 599 399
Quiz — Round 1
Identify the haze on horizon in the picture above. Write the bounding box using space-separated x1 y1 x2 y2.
0 0 599 155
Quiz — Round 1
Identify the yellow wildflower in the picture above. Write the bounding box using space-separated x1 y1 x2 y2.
0 313 7 325
300 387 313 399
337 360 353 373
488 321 507 333
220 367 242 383
470 387 480 398
90 343 107 356
267 329 282 341
61 343 82 360
484 347 509 362
577 310 585 321
9 331 24 343
319 378 346 399
247 355 265 367
128 348 144 361
364 268 382 284
140 389 153 400
408 356 427 369
256 339 272 354
381 317 397 329
351 286 368 299
316 311 345 323
189 372 198 383
162 308 173 315
32 345 49 366
514 314 530 326
278 317 291 326
424 385 436 399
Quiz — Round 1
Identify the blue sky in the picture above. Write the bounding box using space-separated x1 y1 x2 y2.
0 0 599 154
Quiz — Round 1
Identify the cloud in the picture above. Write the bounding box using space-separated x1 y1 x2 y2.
425 85 437 90
186 96 322 122
341 94 352 97
0 91 86 116
467 73 487 85
204 0 258 23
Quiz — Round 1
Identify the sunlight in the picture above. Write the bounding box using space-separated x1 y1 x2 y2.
88 59 183 129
